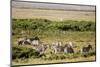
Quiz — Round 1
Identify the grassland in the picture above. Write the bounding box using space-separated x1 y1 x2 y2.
12 8 95 21
12 8 96 65
13 56 95 65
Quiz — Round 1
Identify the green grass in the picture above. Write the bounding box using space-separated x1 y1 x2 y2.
12 45 95 65
12 19 95 44
12 18 96 65
12 31 95 45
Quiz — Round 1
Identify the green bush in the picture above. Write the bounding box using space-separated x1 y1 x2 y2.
12 19 95 34
12 46 40 60
57 20 95 31
81 51 96 57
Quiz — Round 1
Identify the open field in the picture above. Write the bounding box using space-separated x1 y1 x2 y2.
12 18 96 65
12 8 95 21
12 19 96 44
12 1 96 65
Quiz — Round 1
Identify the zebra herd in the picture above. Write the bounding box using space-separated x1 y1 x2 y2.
17 36 93 54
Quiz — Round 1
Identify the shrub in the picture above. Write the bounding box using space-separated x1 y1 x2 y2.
57 20 95 31
12 19 95 33
81 51 96 57
12 46 40 60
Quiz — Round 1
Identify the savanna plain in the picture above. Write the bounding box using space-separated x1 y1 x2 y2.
12 8 96 65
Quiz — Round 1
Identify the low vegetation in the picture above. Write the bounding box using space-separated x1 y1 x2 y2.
12 18 96 65
12 45 95 62
12 19 95 33
12 46 40 60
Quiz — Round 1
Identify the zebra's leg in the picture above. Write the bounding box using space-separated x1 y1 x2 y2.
54 48 57 54
64 48 68 53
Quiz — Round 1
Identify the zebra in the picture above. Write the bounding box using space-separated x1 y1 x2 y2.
34 44 49 54
81 44 92 53
17 36 40 45
51 42 74 54
17 37 27 45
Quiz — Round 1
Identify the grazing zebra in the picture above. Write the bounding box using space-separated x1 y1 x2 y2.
17 37 26 45
64 44 74 53
51 42 74 54
51 41 63 53
65 47 74 53
51 45 60 54
81 44 92 53
35 44 48 54
28 36 40 46
17 36 40 45
31 40 40 46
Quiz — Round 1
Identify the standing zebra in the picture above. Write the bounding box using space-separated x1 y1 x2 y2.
51 41 74 54
34 44 49 54
81 44 92 53
17 37 27 45
17 36 40 45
